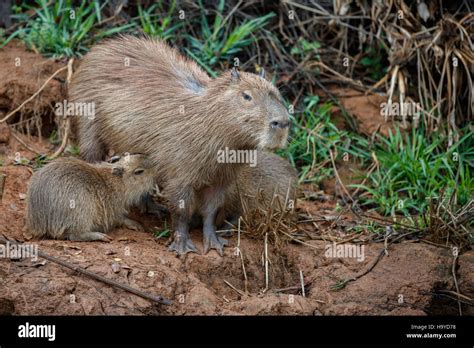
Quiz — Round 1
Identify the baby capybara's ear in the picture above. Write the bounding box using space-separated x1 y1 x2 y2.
111 166 124 177
231 67 240 82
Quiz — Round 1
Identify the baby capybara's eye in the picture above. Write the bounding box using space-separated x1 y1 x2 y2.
242 92 252 101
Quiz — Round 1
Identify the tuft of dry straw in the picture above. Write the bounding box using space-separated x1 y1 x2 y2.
237 184 299 250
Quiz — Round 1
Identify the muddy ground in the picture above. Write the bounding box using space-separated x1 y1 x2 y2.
0 42 472 316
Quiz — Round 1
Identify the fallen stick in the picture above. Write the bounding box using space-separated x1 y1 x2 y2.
273 279 314 294
49 118 70 159
332 231 419 290
223 280 246 297
0 236 171 306
49 58 74 160
10 131 41 155
452 253 462 316
0 173 5 201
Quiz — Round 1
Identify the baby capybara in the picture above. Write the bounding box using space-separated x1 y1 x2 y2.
217 151 298 230
26 154 156 241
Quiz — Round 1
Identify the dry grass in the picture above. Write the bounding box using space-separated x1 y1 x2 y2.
425 192 473 251
233 187 299 250
278 0 473 134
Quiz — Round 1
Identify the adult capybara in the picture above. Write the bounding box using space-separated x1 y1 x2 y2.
69 35 290 255
26 154 155 241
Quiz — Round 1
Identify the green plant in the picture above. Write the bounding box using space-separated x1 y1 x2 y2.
281 95 347 184
350 127 474 217
154 220 171 239
66 145 81 156
185 0 274 75
32 154 50 169
290 39 320 59
3 0 134 57
137 1 182 40
347 219 384 234
359 46 387 81
48 129 59 145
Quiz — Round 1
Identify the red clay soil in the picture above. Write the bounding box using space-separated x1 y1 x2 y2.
0 42 471 316
0 41 67 131
317 86 396 136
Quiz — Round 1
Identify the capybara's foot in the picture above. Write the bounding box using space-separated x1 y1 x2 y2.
69 232 111 242
122 217 144 231
169 231 199 255
203 229 228 256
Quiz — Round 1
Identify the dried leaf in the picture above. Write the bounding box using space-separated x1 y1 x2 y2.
417 2 430 22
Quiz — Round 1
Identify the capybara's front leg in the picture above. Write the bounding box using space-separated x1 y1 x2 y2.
168 213 199 255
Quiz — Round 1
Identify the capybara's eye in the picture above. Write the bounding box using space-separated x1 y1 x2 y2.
242 92 252 101
134 168 145 175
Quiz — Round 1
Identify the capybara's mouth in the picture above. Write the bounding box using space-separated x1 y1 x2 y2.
262 139 285 151
262 129 288 150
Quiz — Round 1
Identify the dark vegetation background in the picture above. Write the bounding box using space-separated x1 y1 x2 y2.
0 0 472 250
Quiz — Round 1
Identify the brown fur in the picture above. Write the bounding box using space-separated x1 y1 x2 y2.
68 35 290 254
26 154 156 241
217 151 298 227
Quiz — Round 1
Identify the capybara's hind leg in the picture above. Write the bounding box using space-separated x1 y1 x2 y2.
68 231 111 242
79 123 106 162
201 187 228 255
202 210 228 256
121 216 144 231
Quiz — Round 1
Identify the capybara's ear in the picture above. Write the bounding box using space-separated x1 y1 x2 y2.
259 68 266 80
231 67 240 82
112 166 124 177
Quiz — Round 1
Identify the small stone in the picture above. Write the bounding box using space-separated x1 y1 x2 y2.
111 263 121 273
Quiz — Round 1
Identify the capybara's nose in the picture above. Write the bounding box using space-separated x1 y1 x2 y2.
270 120 289 129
